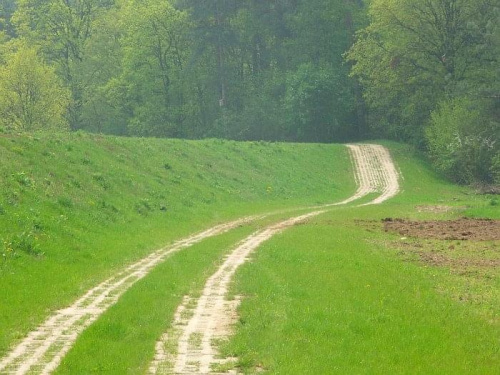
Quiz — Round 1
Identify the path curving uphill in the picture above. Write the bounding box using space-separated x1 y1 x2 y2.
0 217 260 375
0 144 399 375
149 144 400 375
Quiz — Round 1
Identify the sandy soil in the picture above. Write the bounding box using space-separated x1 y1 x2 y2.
0 144 400 374
150 144 401 375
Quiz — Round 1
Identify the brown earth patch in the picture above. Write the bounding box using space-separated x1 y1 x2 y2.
383 217 500 241
416 251 500 268
473 184 500 195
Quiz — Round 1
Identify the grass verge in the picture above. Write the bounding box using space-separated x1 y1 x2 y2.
0 133 354 357
226 213 499 374
222 142 500 374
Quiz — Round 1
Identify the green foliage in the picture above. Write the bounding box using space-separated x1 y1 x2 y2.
284 63 356 141
426 97 499 184
13 0 104 129
113 0 194 137
348 0 498 134
493 154 500 185
0 43 69 132
1 0 368 142
10 231 43 256
347 0 500 183
13 171 34 187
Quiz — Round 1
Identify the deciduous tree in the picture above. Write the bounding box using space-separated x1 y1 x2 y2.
0 43 69 132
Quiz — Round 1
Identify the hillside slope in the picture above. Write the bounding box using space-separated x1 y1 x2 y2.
0 133 354 355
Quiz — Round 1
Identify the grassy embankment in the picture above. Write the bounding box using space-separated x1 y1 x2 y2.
223 142 500 374
0 133 355 361
55 142 498 374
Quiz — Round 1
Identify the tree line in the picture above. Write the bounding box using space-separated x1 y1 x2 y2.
0 0 366 142
347 0 499 184
0 0 498 184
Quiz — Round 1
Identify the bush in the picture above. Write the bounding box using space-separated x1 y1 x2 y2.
425 97 499 184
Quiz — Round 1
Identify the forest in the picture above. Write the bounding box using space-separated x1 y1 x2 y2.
0 0 499 184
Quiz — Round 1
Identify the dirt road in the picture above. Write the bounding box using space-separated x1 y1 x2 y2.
0 144 399 375
0 217 260 374
149 144 400 374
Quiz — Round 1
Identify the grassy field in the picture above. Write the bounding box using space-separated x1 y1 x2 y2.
0 133 354 359
221 143 500 374
1 136 498 374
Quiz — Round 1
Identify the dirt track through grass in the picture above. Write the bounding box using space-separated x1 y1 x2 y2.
0 144 398 374
0 217 260 374
149 144 400 374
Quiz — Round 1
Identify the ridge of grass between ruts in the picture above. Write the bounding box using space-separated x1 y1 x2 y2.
48 142 498 373
221 142 500 374
54 224 258 374
0 132 355 357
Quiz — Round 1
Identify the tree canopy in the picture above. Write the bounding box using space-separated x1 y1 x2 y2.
0 0 498 183
1 0 366 141
347 0 499 183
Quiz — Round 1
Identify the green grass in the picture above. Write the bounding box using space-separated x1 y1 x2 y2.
55 224 257 374
1 136 498 374
0 133 354 357
226 216 499 374
221 142 500 374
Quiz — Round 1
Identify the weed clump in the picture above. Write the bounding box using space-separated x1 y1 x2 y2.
136 199 153 216
8 231 43 257
92 173 110 189
13 172 34 187
1 239 16 261
58 197 74 208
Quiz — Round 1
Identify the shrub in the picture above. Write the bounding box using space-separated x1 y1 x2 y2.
425 97 498 184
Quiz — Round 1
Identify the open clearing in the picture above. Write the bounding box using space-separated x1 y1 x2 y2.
0 144 398 374
1 139 498 374
149 144 399 374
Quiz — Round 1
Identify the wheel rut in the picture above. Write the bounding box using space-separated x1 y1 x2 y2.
0 216 260 374
149 144 400 374
0 144 400 374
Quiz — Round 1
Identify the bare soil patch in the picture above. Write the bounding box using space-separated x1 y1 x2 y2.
416 251 500 268
383 217 500 241
415 205 467 213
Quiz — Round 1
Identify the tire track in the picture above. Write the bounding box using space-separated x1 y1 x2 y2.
150 144 400 375
0 216 261 375
0 144 399 374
